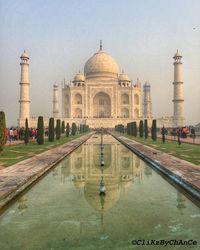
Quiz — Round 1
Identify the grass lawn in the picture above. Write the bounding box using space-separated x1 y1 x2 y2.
0 134 84 167
114 132 200 165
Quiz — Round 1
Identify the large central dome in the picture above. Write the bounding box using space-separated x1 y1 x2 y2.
84 47 119 80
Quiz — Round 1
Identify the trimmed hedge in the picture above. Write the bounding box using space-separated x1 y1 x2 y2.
139 120 144 137
56 119 61 140
151 119 157 141
66 123 70 137
24 118 29 145
144 119 148 139
48 117 54 142
37 116 44 145
0 111 6 151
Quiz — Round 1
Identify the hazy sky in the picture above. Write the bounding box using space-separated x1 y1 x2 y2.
0 0 200 126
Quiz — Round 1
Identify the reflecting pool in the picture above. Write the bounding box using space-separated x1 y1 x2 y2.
0 134 199 250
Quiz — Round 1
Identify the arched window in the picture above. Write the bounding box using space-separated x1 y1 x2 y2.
74 108 82 118
134 108 139 118
93 92 111 118
121 108 129 118
75 93 82 104
99 99 104 105
121 93 129 104
134 94 139 105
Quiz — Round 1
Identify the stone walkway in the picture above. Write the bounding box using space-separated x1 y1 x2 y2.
112 133 200 202
0 133 93 210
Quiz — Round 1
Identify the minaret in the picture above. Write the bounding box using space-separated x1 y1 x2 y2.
53 82 59 118
143 82 152 119
173 50 185 127
19 50 30 125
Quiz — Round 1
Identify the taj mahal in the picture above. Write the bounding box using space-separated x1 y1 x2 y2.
18 42 185 128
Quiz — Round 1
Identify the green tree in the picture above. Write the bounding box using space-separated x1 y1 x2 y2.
144 119 148 139
139 120 144 138
61 121 65 134
71 122 77 136
0 111 6 152
80 124 83 133
37 116 44 145
127 123 131 135
24 118 29 145
66 123 70 137
48 117 54 142
151 119 157 141
133 122 137 137
56 119 61 140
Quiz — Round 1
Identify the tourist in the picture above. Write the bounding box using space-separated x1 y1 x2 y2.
9 128 13 144
5 128 9 143
13 129 18 141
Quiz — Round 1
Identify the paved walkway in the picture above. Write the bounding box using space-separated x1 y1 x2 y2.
0 133 93 210
112 133 200 202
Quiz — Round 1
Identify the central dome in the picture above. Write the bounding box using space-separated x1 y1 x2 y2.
84 48 119 80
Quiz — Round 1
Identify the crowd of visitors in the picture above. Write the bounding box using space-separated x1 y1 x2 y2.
5 127 46 144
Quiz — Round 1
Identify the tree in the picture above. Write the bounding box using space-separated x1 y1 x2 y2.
24 118 29 145
80 124 83 133
71 122 77 136
133 122 137 137
144 119 148 139
37 116 44 145
161 126 166 143
151 119 157 141
56 119 61 140
66 123 70 137
129 122 134 136
61 121 65 134
139 120 144 137
48 118 54 142
0 111 6 152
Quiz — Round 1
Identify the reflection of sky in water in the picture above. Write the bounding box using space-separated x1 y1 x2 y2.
0 134 199 250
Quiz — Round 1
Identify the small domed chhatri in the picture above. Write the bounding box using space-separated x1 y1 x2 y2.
20 50 29 59
73 72 85 82
118 70 130 82
84 41 119 80
173 50 182 59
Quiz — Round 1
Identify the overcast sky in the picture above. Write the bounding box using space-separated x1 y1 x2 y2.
0 0 200 126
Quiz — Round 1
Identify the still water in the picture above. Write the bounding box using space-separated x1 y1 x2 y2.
0 134 200 250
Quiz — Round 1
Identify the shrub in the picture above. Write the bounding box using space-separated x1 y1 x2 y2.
48 118 54 142
144 119 148 139
61 121 65 134
66 123 70 137
0 111 6 152
71 122 77 136
139 120 144 137
151 119 157 141
56 119 61 140
37 116 44 145
24 118 29 145
133 122 137 137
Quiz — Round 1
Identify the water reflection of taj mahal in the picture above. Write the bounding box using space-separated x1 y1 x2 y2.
67 134 148 211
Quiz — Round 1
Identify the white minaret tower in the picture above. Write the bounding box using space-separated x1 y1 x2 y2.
53 82 59 118
19 50 30 126
173 50 185 127
143 82 152 119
